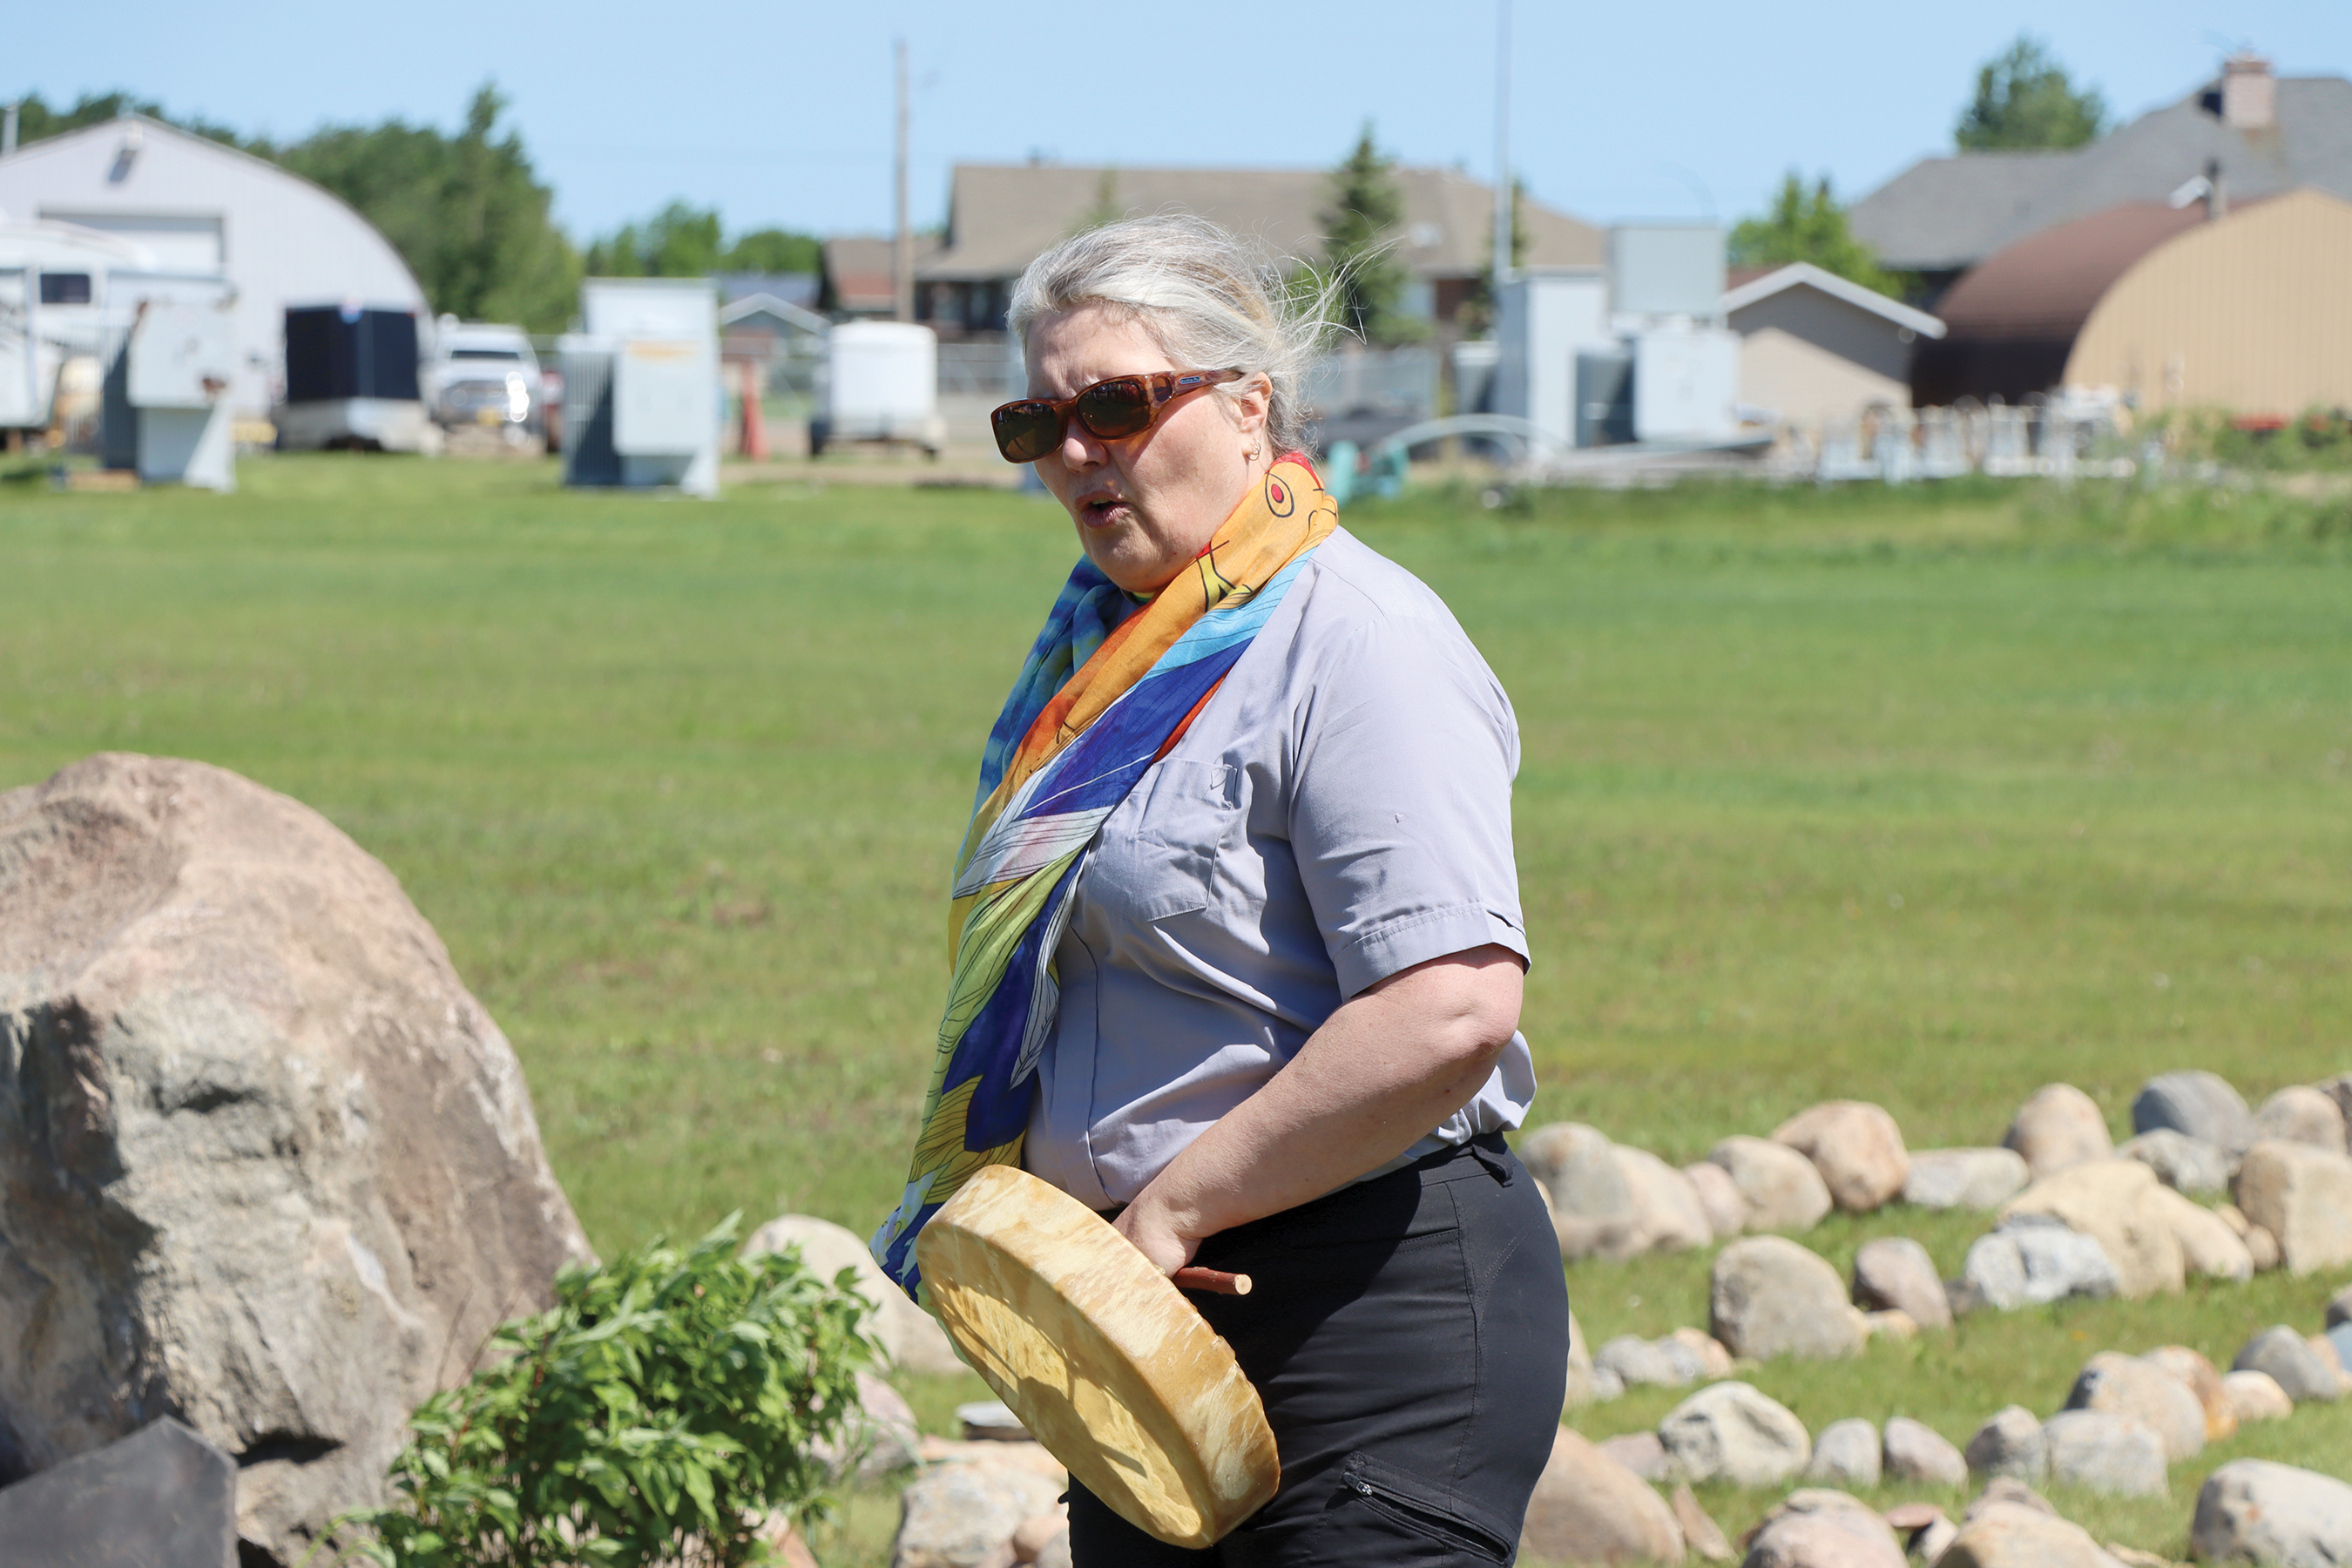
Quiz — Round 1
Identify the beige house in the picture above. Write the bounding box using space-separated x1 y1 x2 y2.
902 162 1602 339
1722 263 1945 428
2065 187 2352 414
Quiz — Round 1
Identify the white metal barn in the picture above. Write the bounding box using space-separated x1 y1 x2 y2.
0 114 426 417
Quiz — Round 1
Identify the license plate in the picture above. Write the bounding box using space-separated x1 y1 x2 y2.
476 408 503 426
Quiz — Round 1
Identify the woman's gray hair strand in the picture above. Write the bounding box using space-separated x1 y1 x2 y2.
1006 213 1345 460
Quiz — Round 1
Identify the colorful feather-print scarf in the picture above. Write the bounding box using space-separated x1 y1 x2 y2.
871 456 1336 1298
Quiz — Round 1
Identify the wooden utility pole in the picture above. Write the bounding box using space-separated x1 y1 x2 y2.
894 39 913 324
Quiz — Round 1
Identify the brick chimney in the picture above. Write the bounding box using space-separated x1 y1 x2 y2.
2221 53 2276 131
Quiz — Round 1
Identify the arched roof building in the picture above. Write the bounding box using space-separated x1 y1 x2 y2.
0 115 426 416
1911 188 2352 416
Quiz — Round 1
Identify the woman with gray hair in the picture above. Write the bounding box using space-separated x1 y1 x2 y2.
873 214 1565 1565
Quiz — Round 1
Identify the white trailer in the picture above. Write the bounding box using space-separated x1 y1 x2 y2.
0 219 159 431
814 321 943 455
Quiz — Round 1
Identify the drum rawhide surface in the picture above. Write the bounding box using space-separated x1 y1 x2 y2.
915 1165 1281 1547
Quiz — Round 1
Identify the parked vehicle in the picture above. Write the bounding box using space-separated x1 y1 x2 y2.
425 317 543 443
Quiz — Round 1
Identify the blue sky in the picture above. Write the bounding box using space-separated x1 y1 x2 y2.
9 0 2341 245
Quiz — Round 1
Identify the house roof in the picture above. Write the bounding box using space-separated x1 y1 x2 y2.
821 234 940 313
1852 72 2352 271
1721 261 1946 338
914 162 1602 283
1931 200 2213 341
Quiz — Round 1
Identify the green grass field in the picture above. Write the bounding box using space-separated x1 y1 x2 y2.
3 455 2349 1561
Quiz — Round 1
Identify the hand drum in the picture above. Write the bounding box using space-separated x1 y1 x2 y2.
915 1165 1281 1547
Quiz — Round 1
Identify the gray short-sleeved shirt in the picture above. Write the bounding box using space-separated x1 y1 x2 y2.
1022 525 1537 1209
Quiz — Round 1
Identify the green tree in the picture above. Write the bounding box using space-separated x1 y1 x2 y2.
9 90 254 151
1729 172 1904 295
720 229 822 274
1456 177 1527 339
1956 35 2108 150
277 84 580 332
586 200 727 278
1321 122 1423 345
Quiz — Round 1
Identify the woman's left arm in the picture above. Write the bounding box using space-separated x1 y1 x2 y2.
1112 943 1524 1274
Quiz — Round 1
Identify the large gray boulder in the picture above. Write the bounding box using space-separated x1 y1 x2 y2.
1935 1503 2126 1568
2223 1369 2295 1423
1711 1236 1865 1361
1882 1417 1967 1487
891 1460 1064 1568
1740 1490 1904 1567
2149 1185 2255 1282
1902 1147 2029 1211
2004 1084 2112 1178
1659 1381 1811 1487
2118 1128 2234 1197
1804 1419 1882 1488
2255 1086 2348 1152
2064 1352 2205 1462
1710 1134 1832 1233
1772 1099 1910 1213
1521 1428 1686 1565
2234 1139 2352 1274
2234 1326 2342 1405
0 755 593 1565
1617 1145 1715 1252
2040 1410 2167 1497
1684 1159 1749 1238
1851 1237 1951 1329
744 1214 963 1375
1999 1159 2185 1298
1957 1216 2119 1310
1963 1407 2046 1482
2132 1070 2255 1155
0 1417 236 1568
1517 1123 1644 1260
2192 1459 2352 1566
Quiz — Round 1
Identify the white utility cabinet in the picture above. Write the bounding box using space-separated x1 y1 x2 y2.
103 275 240 490
816 321 943 454
1491 269 1610 450
564 278 720 496
1632 324 1742 443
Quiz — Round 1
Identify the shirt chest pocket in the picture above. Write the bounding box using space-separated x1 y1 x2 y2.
1089 760 1243 923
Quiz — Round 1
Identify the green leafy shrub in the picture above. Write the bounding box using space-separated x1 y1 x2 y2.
311 1213 876 1568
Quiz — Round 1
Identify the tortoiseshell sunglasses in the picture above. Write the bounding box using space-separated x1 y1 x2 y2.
990 368 1244 463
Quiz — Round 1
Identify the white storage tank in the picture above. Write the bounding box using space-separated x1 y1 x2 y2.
814 321 943 456
562 278 720 496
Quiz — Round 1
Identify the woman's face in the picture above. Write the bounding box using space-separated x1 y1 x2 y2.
1023 305 1271 595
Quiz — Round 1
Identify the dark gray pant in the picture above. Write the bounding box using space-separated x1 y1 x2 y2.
1072 1134 1569 1565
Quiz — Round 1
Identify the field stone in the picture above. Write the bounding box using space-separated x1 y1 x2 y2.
0 754 598 1565
1519 1426 1686 1566
2234 1139 2352 1274
1711 1236 1867 1361
1517 1123 1644 1260
0 1416 236 1568
2245 1224 2283 1272
2118 1129 2234 1198
1671 1484 1734 1563
2041 1410 2168 1497
1773 1100 1911 1213
1903 1147 2029 1211
2329 1282 2352 1330
2146 1186 2254 1282
1911 1513 1960 1564
1617 1145 1715 1253
1659 1380 1812 1487
1010 1513 1068 1563
1598 1334 1688 1389
745 1215 965 1376
2236 1325 2344 1403
1936 1503 2127 1568
1851 1237 1951 1329
1965 1477 2058 1522
2190 1459 2352 1567
2004 1084 2114 1178
2220 1369 2295 1423
1965 1408 2049 1481
1667 1326 1736 1379
1685 1160 1750 1238
2314 1073 2352 1138
1958 1217 2120 1310
1565 1310 1598 1406
1882 1417 1968 1487
2143 1345 2237 1443
2000 1159 2186 1298
811 1370 921 1483
2065 1353 2206 1463
1806 1418 1884 1488
1864 1309 1917 1342
1744 1490 1905 1568
2132 1071 2257 1154
892 1461 1063 1568
1711 1135 1835 1233
2255 1085 2347 1152
1599 1429 1672 1482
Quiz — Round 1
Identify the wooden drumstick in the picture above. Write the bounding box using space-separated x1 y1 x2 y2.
1173 1266 1252 1295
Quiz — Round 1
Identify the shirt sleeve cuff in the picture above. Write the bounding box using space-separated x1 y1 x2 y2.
1334 902 1531 999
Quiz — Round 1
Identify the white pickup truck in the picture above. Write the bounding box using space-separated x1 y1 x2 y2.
423 318 546 445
